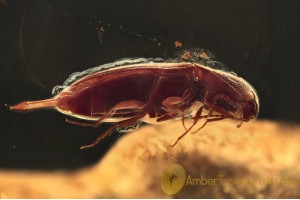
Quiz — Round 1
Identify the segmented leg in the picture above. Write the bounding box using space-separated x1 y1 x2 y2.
169 103 227 147
156 112 178 122
66 118 97 127
181 111 188 131
169 105 205 147
80 113 146 149
66 100 146 127
161 88 193 109
190 116 226 135
169 121 198 147
161 90 194 131
237 120 243 128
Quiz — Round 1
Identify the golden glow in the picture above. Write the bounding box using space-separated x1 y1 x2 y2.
161 164 186 195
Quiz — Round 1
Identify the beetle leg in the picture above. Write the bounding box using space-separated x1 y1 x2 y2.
65 118 97 126
237 120 243 128
162 88 193 108
169 115 226 147
162 97 184 108
169 121 198 147
156 112 178 122
80 113 146 149
190 116 226 135
66 100 146 127
169 105 205 147
156 110 189 131
182 88 193 101
161 91 194 130
92 100 146 127
193 105 205 122
181 111 188 131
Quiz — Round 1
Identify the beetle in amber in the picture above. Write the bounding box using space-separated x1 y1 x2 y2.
10 56 259 149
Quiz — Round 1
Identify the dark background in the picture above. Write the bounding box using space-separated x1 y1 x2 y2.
0 0 299 170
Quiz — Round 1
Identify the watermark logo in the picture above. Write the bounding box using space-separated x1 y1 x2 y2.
161 163 300 196
160 163 186 195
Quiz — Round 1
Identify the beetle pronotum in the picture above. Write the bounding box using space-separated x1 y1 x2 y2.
9 57 259 149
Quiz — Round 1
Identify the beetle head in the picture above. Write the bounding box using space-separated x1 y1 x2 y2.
202 69 259 121
208 78 259 122
210 92 258 121
194 63 259 122
240 95 259 121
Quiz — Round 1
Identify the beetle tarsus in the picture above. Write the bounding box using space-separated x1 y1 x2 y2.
237 121 243 128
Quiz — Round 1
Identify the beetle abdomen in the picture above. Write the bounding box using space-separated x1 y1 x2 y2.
55 63 196 120
65 74 158 118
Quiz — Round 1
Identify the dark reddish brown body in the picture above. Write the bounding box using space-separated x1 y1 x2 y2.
10 60 259 149
57 63 203 119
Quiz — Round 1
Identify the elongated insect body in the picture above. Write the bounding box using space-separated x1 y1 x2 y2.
10 57 259 149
